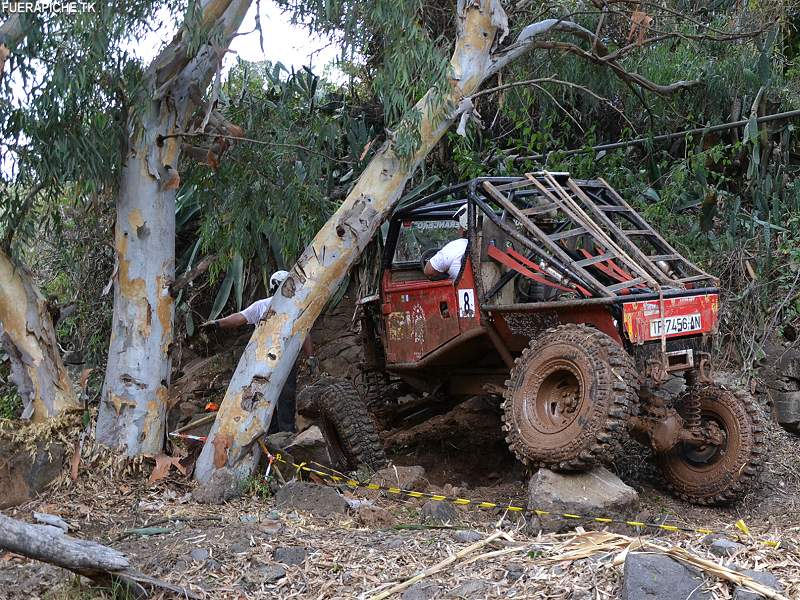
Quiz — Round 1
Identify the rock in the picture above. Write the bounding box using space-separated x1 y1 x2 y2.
621 552 710 600
453 530 483 544
733 568 783 600
527 467 638 529
192 469 240 504
346 497 374 510
448 580 488 598
709 538 745 557
286 425 331 465
273 546 307 566
190 548 209 562
274 481 347 517
257 564 287 583
371 465 429 492
382 536 406 550
0 441 66 509
505 565 524 582
206 558 221 571
239 514 259 523
356 505 397 529
421 500 458 524
257 519 283 535
401 582 439 600
229 541 249 554
265 431 294 451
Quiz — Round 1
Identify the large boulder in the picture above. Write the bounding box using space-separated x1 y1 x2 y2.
527 467 638 530
621 552 710 600
372 465 429 491
733 568 783 600
0 440 65 508
286 426 331 466
274 481 347 517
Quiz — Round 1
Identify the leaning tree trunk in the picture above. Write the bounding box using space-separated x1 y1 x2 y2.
97 0 252 456
0 250 79 421
195 0 597 492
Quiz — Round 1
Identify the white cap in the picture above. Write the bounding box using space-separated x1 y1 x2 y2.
454 204 468 230
269 270 290 293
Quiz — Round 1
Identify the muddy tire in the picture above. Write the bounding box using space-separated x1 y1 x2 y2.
502 324 637 471
656 384 766 505
316 377 387 472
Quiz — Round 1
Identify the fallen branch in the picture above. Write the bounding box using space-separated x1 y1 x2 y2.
0 514 200 599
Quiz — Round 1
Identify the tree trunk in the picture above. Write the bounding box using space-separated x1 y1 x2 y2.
0 250 79 421
0 514 198 598
97 0 252 456
0 13 26 76
194 0 514 490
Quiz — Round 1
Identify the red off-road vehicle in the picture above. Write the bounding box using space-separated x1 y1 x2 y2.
312 172 765 505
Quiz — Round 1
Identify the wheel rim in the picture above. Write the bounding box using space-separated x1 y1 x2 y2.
680 412 728 466
523 360 585 434
663 389 745 480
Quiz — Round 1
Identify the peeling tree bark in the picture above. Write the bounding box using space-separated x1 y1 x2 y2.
0 250 79 421
0 13 26 77
195 0 604 490
97 0 252 456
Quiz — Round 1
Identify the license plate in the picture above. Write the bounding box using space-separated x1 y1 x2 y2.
650 314 702 337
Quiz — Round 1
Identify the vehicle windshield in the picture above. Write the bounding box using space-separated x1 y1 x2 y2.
393 219 461 266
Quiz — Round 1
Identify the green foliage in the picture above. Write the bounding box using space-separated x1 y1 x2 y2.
273 0 451 151
0 2 179 254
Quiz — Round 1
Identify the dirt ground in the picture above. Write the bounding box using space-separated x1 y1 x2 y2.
2 395 800 600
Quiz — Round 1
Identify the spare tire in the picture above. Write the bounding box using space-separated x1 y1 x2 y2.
315 377 387 471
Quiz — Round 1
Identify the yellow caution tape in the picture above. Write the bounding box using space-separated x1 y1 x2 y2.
257 441 782 549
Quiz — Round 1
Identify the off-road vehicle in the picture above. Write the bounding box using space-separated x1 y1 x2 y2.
313 172 765 505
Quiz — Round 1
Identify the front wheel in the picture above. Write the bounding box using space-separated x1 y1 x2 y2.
656 384 766 505
315 377 388 472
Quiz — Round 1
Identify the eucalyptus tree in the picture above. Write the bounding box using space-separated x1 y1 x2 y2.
96 0 254 456
194 0 707 495
0 4 171 421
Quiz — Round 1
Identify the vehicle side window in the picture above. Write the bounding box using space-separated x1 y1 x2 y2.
392 220 461 267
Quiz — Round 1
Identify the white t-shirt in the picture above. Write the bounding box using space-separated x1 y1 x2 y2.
429 238 468 280
240 297 273 325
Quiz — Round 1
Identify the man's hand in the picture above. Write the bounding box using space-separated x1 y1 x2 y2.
199 320 219 333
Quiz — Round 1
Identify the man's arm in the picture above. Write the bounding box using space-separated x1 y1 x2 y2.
424 260 446 278
202 312 247 331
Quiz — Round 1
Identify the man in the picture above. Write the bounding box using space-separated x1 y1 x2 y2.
424 204 468 280
201 270 315 433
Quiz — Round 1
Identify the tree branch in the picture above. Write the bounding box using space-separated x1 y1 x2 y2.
171 254 217 295
488 18 605 75
530 40 699 95
487 18 700 97
472 75 638 134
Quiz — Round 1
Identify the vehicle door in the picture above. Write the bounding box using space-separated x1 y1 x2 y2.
382 218 462 364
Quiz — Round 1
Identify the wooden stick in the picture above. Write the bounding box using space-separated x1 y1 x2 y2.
0 514 200 599
173 412 217 434
368 530 505 600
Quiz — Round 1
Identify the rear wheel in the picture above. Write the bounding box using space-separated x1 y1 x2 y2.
656 384 766 505
502 324 637 470
316 377 388 472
